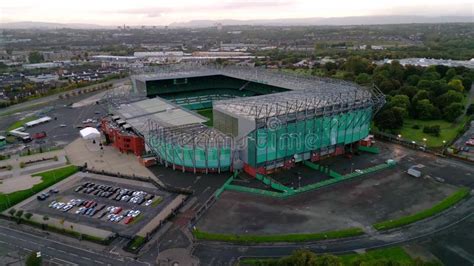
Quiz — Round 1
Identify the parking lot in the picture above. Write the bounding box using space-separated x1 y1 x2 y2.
21 173 177 236
453 120 474 159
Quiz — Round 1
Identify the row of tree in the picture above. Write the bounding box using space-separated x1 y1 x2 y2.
309 56 473 132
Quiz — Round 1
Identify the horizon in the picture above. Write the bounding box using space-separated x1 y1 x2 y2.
0 0 472 26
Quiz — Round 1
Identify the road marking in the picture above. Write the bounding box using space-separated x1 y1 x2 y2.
94 260 105 264
0 225 124 262
51 258 79 266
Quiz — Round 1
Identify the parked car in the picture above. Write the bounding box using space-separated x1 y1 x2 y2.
144 199 153 206
124 216 134 224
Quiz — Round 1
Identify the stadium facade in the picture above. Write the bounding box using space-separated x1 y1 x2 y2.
105 66 385 176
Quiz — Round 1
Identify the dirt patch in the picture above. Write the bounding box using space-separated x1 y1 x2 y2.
0 175 42 194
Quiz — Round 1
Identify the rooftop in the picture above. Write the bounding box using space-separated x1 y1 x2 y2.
133 65 365 92
115 98 207 133
214 85 380 120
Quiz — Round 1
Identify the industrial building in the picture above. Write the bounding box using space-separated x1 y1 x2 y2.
103 66 385 176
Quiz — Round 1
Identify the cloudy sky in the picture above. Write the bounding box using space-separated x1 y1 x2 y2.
0 0 472 25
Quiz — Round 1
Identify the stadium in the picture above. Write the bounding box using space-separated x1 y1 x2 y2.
103 65 385 176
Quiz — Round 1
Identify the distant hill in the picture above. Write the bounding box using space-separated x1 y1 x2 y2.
169 16 474 28
1 16 472 29
0 21 110 29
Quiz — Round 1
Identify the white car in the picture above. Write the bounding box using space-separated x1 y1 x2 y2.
62 204 73 212
55 202 66 209
75 207 86 214
144 200 153 206
131 210 141 218
48 201 57 208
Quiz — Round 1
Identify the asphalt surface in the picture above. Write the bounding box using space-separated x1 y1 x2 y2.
0 222 150 266
192 196 474 265
0 78 128 117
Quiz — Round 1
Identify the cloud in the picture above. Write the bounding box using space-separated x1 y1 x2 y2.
115 7 171 17
113 0 295 17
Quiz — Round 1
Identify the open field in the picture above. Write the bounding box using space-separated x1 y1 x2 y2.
197 108 213 127
399 118 468 148
6 115 37 131
0 165 78 212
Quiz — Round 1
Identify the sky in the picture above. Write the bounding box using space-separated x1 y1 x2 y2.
0 0 472 26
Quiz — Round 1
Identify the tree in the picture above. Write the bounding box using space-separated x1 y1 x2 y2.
25 251 42 266
390 95 410 109
15 209 23 218
389 95 410 117
379 79 400 94
443 102 464 122
445 68 457 81
279 250 343 266
374 107 404 131
435 90 463 108
8 208 16 217
461 75 472 91
415 99 440 120
406 74 421 86
24 212 33 220
448 79 465 92
355 73 371 85
15 209 24 223
423 125 441 137
412 90 430 105
400 85 418 99
343 56 372 75
28 51 44 64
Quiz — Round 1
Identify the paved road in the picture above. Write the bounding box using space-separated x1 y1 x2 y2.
192 196 474 265
0 224 151 266
0 78 128 117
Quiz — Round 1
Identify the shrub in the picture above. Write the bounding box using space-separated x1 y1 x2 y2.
412 124 421 129
192 227 364 243
25 251 42 266
423 125 441 137
374 187 470 230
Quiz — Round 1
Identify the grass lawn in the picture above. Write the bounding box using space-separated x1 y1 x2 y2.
339 247 413 264
240 246 417 265
399 118 468 147
197 108 213 127
193 227 364 243
128 236 146 251
151 197 163 207
373 187 470 231
7 115 37 131
0 165 78 212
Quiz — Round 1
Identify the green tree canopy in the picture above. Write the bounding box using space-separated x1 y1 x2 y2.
355 73 371 85
415 99 440 120
443 102 464 122
448 79 465 92
28 51 44 64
